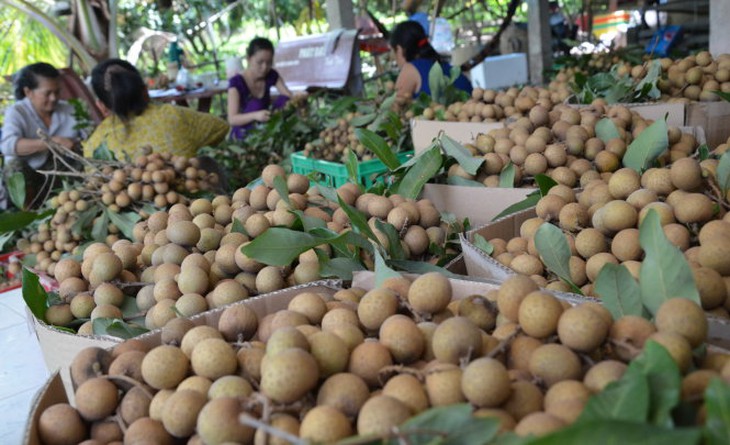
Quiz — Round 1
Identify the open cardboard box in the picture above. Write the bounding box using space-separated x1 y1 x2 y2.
24 279 343 445
686 101 730 148
410 118 505 154
460 207 730 349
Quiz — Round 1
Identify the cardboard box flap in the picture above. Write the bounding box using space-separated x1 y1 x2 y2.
568 102 686 127
24 372 66 445
410 119 505 154
422 184 536 228
686 101 730 148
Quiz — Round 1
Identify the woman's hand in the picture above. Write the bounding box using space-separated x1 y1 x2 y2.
254 110 271 122
51 136 77 150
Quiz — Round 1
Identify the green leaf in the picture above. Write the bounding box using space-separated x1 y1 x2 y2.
7 172 26 209
639 209 701 315
440 134 484 175
92 142 116 161
698 144 710 161
345 150 359 184
337 195 379 244
22 267 48 321
534 223 581 294
0 232 15 252
349 113 377 127
629 341 682 427
528 420 701 445
291 210 327 232
316 185 339 203
374 249 402 287
241 228 329 266
717 151 730 193
499 162 516 188
446 176 486 187
580 366 650 423
428 62 445 104
491 192 541 221
92 318 148 339
0 210 51 233
704 378 730 445
374 219 407 260
595 118 622 143
393 145 443 199
107 210 141 240
473 234 494 255
712 90 730 102
119 295 140 318
231 218 249 235
623 118 669 173
356 128 400 171
534 174 558 196
272 176 291 207
401 404 500 445
91 210 110 241
318 257 365 280
388 259 460 278
71 207 101 237
593 263 643 321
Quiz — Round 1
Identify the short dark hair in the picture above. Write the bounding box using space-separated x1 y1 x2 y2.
246 37 275 58
91 58 148 120
390 20 440 63
13 63 61 100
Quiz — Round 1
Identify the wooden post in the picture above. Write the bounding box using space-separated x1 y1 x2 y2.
527 0 552 85
326 0 355 30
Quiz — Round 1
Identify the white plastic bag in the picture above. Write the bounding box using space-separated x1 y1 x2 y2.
430 18 455 54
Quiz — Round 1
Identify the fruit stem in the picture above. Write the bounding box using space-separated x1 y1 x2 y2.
239 414 307 445
102 374 154 400
487 326 522 359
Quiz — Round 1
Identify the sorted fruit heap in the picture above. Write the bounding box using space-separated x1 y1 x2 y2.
34 165 460 337
420 85 571 123
482 154 730 315
16 150 221 277
36 273 729 444
447 103 700 188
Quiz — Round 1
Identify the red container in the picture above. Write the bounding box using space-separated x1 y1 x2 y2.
0 251 25 293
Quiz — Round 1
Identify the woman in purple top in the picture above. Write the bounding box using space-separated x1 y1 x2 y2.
227 37 295 139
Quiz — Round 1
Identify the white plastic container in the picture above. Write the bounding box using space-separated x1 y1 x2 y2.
469 53 529 90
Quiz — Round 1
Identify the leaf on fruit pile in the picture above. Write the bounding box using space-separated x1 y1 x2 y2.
107 210 141 240
231 218 249 235
623 118 668 173
593 263 643 320
717 151 730 192
472 234 494 256
22 267 48 321
440 134 484 175
398 404 500 445
349 113 377 127
241 228 334 266
388 259 459 278
337 195 379 244
92 318 148 339
317 255 365 281
498 162 515 188
374 219 406 260
704 378 730 445
392 145 443 199
491 191 541 221
272 176 291 207
345 150 359 184
639 209 700 315
580 366 650 423
629 341 682 427
0 209 52 234
356 128 400 170
595 118 621 143
527 420 700 445
374 249 402 287
534 174 558 196
534 223 582 294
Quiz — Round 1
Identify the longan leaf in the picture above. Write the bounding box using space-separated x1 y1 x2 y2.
349 113 377 127
716 151 730 193
400 404 500 445
622 118 668 173
534 223 581 294
526 420 700 445
336 195 379 245
628 341 682 428
594 263 643 321
387 260 460 278
107 211 141 241
579 366 650 423
440 134 484 175
392 145 443 199
704 378 730 445
22 267 48 321
356 128 400 171
712 90 730 103
374 219 407 260
345 150 359 184
472 234 494 256
498 162 515 188
272 175 291 207
92 318 148 339
0 209 52 233
7 172 26 210
595 118 621 143
317 256 365 280
638 209 701 315
491 192 541 221
374 249 402 288
241 227 338 266
534 174 558 197
91 210 109 242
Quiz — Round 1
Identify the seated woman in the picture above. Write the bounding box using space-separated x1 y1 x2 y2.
227 37 295 140
389 20 473 100
84 58 229 160
0 62 82 208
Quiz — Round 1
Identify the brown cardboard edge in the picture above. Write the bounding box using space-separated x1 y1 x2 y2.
24 372 66 445
410 118 506 154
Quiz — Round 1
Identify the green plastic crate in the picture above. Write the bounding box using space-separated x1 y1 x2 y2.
291 151 413 188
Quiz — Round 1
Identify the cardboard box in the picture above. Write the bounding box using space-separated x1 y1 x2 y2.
686 101 730 148
410 119 505 154
26 279 342 404
422 183 536 228
469 53 529 91
460 207 730 349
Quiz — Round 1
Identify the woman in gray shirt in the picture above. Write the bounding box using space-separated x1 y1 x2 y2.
0 63 81 208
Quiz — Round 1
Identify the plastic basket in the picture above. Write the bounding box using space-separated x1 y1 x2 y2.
291 151 413 188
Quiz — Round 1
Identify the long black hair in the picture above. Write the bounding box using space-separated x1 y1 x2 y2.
91 58 148 120
390 20 441 63
13 63 60 100
246 37 275 58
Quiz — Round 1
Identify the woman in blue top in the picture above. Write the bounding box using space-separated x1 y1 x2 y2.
389 20 472 100
227 38 295 140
